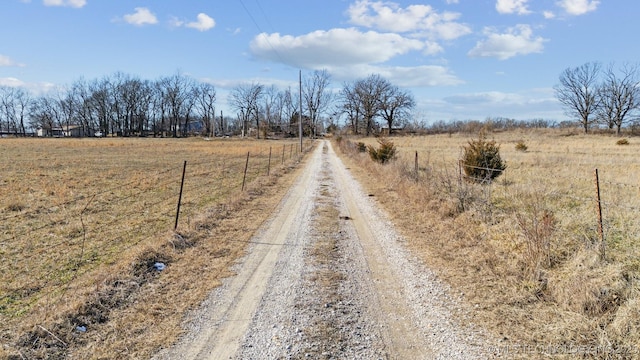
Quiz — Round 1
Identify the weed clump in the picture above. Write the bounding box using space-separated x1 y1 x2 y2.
367 138 397 164
515 140 528 152
616 138 629 145
462 134 506 182
5 203 25 212
356 142 367 153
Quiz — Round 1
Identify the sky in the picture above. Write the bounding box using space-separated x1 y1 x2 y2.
0 0 635 124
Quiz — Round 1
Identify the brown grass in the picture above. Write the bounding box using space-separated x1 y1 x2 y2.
0 136 313 359
337 129 640 359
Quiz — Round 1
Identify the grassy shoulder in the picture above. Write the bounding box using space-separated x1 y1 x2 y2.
335 130 640 359
0 137 314 359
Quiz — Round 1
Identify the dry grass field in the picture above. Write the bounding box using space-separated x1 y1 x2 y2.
338 129 640 359
0 136 311 359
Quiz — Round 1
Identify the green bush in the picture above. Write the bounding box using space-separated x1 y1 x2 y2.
367 138 397 164
616 138 629 145
462 135 506 182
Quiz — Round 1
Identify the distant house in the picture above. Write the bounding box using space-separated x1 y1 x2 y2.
380 123 404 135
37 125 93 138
37 126 64 137
63 125 91 137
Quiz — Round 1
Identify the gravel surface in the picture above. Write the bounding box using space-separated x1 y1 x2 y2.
155 140 496 359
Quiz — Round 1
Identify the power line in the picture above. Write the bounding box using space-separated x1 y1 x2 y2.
238 0 288 66
254 0 277 34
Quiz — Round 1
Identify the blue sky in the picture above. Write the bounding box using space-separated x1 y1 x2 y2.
0 0 632 123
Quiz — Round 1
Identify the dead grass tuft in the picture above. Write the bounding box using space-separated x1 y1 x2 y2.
4 203 25 212
549 250 628 317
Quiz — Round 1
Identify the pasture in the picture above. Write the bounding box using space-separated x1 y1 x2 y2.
0 136 308 358
342 129 640 357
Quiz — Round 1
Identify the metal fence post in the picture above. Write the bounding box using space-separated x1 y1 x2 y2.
174 160 187 230
242 152 250 191
594 168 605 260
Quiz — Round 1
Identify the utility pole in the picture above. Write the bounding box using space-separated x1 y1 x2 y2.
298 70 303 151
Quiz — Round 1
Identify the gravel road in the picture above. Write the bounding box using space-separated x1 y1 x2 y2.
154 140 494 359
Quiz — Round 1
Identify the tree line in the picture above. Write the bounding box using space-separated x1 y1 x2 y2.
0 72 222 137
0 70 415 138
226 71 415 138
555 62 640 135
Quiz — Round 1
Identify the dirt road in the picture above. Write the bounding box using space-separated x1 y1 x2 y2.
155 140 492 359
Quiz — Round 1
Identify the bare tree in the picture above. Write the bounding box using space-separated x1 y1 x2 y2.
554 62 601 133
272 90 286 132
230 82 263 138
119 75 153 136
156 72 197 137
72 78 98 135
29 95 60 134
194 82 217 137
261 85 279 136
339 81 361 134
380 85 415 135
56 87 78 136
596 63 640 135
85 77 113 135
302 69 333 137
340 74 392 136
0 86 31 135
281 87 299 135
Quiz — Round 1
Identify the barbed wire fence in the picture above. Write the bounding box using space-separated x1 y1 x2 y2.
404 148 638 262
0 139 314 329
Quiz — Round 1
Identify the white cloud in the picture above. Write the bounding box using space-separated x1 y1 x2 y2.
0 77 25 87
43 0 86 8
543 11 556 19
557 0 599 15
333 64 464 87
169 17 184 28
446 0 459 4
250 28 424 69
249 27 463 87
444 91 521 105
186 13 215 31
0 77 56 94
496 0 531 15
346 0 471 40
0 55 24 67
437 88 563 120
122 7 158 26
423 41 444 56
468 24 547 60
0 55 14 66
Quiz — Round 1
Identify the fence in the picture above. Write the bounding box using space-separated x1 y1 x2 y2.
405 149 639 262
341 137 639 265
0 139 312 328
